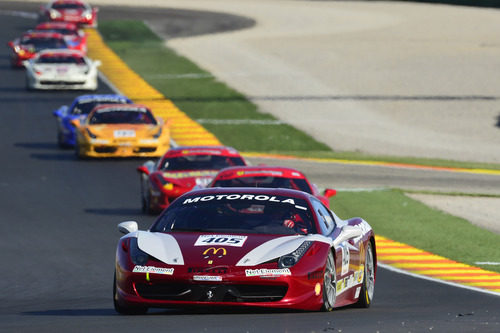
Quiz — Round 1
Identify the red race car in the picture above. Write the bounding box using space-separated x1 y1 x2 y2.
34 22 87 53
39 0 98 27
210 165 337 207
137 146 247 214
114 187 377 314
7 31 68 67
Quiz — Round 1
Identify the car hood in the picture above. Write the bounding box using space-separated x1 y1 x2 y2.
86 124 160 139
136 231 331 267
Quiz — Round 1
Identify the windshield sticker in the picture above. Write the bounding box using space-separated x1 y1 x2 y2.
162 170 217 179
195 235 247 247
182 149 222 155
235 170 283 176
183 194 296 205
132 265 174 275
79 97 127 104
96 107 147 113
245 268 291 277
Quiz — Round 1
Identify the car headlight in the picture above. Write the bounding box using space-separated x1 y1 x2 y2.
152 174 173 190
152 127 162 139
86 128 97 138
82 10 92 20
278 241 313 268
129 238 149 265
49 9 61 19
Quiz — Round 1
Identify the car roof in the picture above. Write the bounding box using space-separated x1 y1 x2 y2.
182 186 313 201
162 146 243 158
214 166 306 180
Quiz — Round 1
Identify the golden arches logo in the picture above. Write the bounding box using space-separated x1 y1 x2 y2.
203 247 227 258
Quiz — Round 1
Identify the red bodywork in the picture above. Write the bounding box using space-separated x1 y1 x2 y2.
35 22 87 53
39 0 98 27
210 166 336 207
114 188 377 312
138 146 247 213
7 31 67 67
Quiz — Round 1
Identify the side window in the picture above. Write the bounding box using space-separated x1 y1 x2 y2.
311 198 335 235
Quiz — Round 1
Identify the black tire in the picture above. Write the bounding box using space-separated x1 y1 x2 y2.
57 132 70 149
356 242 375 308
113 272 148 315
321 251 336 311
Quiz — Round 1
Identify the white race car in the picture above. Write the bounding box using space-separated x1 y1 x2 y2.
23 49 101 90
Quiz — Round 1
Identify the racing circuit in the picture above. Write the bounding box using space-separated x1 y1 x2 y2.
1 1 500 332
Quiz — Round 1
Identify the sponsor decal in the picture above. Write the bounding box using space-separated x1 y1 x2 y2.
245 268 292 277
96 107 148 113
202 247 227 260
114 129 135 138
183 194 296 205
193 275 222 282
196 235 247 247
308 270 324 280
235 170 283 176
340 242 350 275
182 149 222 155
132 265 174 275
188 267 228 274
355 287 361 299
336 268 364 295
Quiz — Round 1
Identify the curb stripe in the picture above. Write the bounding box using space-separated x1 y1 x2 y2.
376 235 500 294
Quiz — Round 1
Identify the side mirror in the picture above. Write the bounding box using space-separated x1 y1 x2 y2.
70 118 81 128
118 221 138 234
53 105 69 117
137 165 150 175
324 188 337 198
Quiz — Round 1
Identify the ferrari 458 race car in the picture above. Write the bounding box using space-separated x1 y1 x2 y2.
137 146 247 214
39 0 98 27
23 49 100 91
210 166 337 207
113 187 376 314
53 94 133 148
7 31 67 67
34 22 87 53
72 104 170 158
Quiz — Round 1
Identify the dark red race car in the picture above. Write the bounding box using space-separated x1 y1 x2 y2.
113 187 377 314
38 0 98 27
7 31 67 67
137 146 247 214
34 22 87 53
210 165 337 207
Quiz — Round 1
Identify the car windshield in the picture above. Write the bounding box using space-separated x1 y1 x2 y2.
39 28 78 36
151 194 316 235
160 155 246 171
37 55 85 64
52 3 87 10
21 38 66 51
89 109 157 125
212 176 312 194
71 97 130 115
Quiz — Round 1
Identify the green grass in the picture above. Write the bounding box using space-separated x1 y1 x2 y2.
98 20 500 272
332 189 500 273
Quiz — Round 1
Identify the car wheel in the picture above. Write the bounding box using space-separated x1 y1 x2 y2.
57 132 70 149
113 272 148 315
321 251 336 311
356 242 375 308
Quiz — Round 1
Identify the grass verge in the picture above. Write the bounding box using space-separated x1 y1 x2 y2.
98 20 500 271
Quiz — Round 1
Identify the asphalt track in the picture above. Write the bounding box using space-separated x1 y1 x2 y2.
1 3 500 333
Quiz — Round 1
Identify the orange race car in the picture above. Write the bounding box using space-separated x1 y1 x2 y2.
72 104 170 158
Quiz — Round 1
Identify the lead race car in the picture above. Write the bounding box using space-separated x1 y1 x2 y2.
114 187 376 314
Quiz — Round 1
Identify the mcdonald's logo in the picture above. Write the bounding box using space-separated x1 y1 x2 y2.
203 247 227 258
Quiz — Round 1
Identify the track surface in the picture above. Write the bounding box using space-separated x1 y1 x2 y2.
1 4 499 333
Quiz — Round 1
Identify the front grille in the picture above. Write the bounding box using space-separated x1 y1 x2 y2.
40 81 85 85
135 147 156 153
135 283 287 303
94 146 117 153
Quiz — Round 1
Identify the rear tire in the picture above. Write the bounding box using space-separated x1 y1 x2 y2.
356 242 375 308
113 272 148 315
321 251 336 311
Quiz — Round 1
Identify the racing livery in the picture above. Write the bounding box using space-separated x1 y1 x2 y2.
72 104 170 158
53 94 133 148
210 166 337 207
7 31 67 67
114 188 376 314
24 49 100 90
39 0 98 27
137 146 247 214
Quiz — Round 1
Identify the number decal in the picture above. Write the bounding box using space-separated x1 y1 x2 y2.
195 235 247 247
